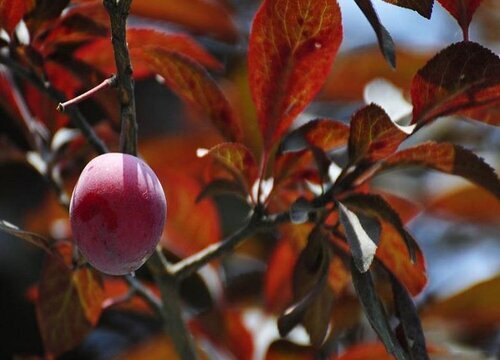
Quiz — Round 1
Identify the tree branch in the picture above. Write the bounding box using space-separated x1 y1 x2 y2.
57 76 117 112
170 210 290 281
103 0 137 155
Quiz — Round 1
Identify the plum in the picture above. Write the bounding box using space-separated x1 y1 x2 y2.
70 153 167 275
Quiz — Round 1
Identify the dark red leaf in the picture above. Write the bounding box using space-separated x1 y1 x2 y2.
249 0 342 149
411 42 500 126
140 48 241 142
354 0 396 67
348 104 408 164
75 27 222 78
36 245 104 357
381 0 434 19
25 0 70 36
379 142 500 198
203 142 258 190
286 118 349 152
437 0 484 39
130 0 238 43
0 0 34 34
265 340 315 360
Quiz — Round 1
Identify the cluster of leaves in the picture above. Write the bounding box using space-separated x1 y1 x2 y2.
0 0 499 359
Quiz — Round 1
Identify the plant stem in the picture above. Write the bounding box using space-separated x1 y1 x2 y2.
147 251 199 360
57 76 117 112
103 0 137 156
125 274 163 316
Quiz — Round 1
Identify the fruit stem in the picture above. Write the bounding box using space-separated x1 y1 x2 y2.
57 76 117 112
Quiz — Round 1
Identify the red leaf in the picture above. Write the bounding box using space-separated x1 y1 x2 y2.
25 0 70 36
380 142 500 198
348 104 408 164
411 42 500 126
381 0 433 19
249 0 342 148
140 47 241 142
36 245 104 357
437 0 484 40
130 0 237 43
426 184 500 225
75 27 222 78
0 0 34 34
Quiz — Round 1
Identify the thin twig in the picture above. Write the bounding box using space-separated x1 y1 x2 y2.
103 0 137 155
125 274 163 316
57 75 117 112
0 54 109 155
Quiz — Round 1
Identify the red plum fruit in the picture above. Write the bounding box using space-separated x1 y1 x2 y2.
70 153 167 275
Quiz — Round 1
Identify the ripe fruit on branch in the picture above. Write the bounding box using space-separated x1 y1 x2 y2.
70 153 167 275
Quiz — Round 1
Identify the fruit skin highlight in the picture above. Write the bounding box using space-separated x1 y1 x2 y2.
70 153 167 275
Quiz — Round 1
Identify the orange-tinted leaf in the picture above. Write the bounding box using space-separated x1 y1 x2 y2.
75 28 222 78
36 245 104 357
321 47 430 102
191 310 254 360
411 42 500 126
437 0 483 39
381 0 433 19
265 224 311 311
328 255 351 295
130 0 237 43
422 275 500 333
156 170 221 257
249 0 342 148
265 340 315 360
264 238 298 312
287 118 349 151
141 48 241 142
376 221 427 295
354 0 395 67
0 0 34 34
337 342 393 360
116 335 181 360
348 104 408 164
204 142 258 188
426 184 500 225
380 142 500 198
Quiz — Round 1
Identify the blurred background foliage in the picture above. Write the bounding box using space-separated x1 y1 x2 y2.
0 0 499 359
